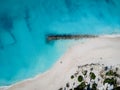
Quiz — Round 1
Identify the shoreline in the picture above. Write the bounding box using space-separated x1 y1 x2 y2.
0 34 120 90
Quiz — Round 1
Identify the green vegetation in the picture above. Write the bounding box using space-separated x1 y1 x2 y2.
113 72 120 77
78 75 83 82
79 82 86 89
90 68 93 71
106 70 120 77
114 86 120 90
90 72 96 80
66 83 69 88
71 75 74 79
103 78 117 85
92 83 97 90
59 64 120 90
106 70 114 76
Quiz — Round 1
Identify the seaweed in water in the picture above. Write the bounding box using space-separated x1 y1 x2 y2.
105 0 111 3
24 7 32 32
105 0 116 6
99 12 104 19
0 13 16 46
0 13 13 30
64 0 80 14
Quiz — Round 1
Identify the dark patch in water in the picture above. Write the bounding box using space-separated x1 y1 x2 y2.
24 7 32 32
64 0 80 14
105 0 116 7
110 0 116 6
0 13 13 30
65 0 71 9
0 13 16 47
64 0 73 13
99 12 104 19
105 0 111 3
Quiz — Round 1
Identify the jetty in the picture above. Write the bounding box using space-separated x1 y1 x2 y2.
46 34 97 42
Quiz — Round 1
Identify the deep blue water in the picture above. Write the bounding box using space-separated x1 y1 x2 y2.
0 0 120 86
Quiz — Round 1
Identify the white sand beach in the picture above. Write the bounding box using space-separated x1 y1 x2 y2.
1 36 120 90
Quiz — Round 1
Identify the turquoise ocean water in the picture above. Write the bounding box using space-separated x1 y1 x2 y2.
0 0 120 86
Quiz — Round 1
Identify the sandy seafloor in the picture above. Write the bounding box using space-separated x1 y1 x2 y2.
0 35 120 90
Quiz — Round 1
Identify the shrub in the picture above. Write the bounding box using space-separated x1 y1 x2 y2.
106 70 114 76
92 83 97 90
66 83 69 88
113 72 120 77
79 82 86 89
71 75 74 79
90 72 96 80
78 75 83 82
114 86 120 90
103 78 116 85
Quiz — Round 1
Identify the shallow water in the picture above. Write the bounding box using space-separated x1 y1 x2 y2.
0 0 120 86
